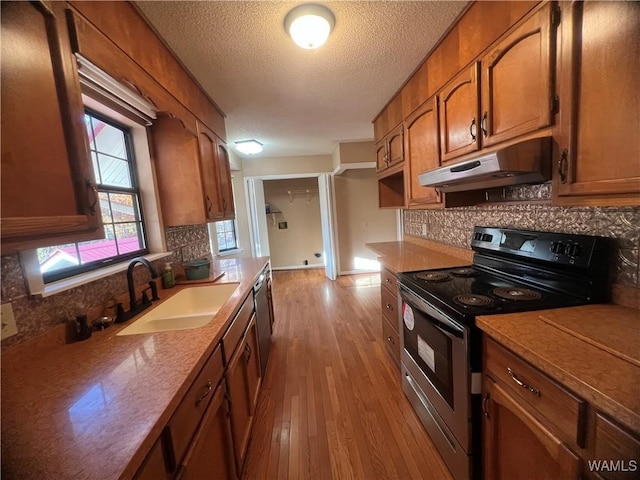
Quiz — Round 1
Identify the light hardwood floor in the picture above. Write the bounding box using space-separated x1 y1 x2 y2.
242 269 453 480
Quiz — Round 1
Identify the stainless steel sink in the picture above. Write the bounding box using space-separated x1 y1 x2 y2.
117 283 239 335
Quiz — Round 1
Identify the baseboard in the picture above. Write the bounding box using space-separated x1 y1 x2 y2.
339 269 381 276
272 264 324 271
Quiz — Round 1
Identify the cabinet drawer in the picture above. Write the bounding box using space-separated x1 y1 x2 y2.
167 345 224 466
381 268 398 293
485 338 586 448
222 291 254 364
381 285 398 332
591 413 640 480
382 316 400 366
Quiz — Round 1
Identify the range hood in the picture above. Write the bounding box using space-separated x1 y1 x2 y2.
418 137 552 193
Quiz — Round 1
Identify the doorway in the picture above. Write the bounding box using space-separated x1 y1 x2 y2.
245 173 337 280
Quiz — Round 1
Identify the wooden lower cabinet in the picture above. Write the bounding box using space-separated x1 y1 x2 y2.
134 438 169 480
134 292 262 480
225 314 262 474
177 379 237 480
483 376 581 480
380 267 400 367
483 338 640 480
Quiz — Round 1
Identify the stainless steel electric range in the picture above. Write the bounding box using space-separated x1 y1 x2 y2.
397 226 613 480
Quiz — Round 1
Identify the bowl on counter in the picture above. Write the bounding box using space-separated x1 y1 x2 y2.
182 259 211 280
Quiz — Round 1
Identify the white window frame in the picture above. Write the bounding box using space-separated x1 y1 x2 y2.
21 95 170 298
208 175 243 257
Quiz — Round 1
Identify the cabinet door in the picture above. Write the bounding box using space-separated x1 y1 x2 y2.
226 315 262 473
216 142 235 220
405 96 441 206
554 1 640 204
375 140 387 172
178 381 237 480
439 63 481 162
481 2 556 147
1 1 102 253
134 438 169 480
197 124 224 220
483 377 581 480
151 113 206 226
386 124 404 168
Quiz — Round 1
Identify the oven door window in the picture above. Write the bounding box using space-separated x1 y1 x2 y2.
403 302 454 408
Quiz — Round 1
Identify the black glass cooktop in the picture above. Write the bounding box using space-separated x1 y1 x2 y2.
398 265 587 320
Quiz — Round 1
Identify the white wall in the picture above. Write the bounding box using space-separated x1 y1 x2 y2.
242 154 333 177
334 168 398 273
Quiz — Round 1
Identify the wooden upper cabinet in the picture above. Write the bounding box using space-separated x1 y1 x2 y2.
1 1 102 253
405 96 441 206
151 113 207 227
386 124 404 168
196 123 235 221
376 124 404 174
554 1 640 205
439 63 481 162
197 123 224 221
375 141 387 171
481 2 556 147
217 143 235 220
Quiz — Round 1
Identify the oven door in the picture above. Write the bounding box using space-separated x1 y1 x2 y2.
399 284 471 452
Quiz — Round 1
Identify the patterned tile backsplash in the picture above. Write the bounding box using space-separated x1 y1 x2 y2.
404 205 640 287
0 224 211 349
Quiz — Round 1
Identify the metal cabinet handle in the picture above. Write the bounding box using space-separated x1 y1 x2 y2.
206 195 212 213
385 277 392 283
469 117 477 141
387 336 394 345
482 393 490 418
507 368 540 397
481 111 488 138
385 303 393 310
223 198 228 214
86 179 98 215
245 343 252 364
558 149 568 184
195 380 213 406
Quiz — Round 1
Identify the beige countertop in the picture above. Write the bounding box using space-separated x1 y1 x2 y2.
1 256 269 480
366 238 472 273
477 304 640 433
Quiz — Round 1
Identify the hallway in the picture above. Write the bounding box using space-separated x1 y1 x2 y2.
242 269 452 480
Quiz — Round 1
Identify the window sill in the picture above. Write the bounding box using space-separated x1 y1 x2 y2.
215 248 244 257
24 252 172 298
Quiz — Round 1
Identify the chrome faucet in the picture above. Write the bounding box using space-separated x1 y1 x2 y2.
115 257 160 323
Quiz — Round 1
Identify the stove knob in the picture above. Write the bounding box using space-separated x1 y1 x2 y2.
567 244 582 258
551 242 566 255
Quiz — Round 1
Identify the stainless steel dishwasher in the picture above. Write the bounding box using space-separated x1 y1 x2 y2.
254 263 273 376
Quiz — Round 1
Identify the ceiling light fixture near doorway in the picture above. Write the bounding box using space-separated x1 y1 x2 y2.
284 4 335 49
235 139 263 155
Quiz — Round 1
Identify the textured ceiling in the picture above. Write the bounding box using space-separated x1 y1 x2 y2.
135 1 468 159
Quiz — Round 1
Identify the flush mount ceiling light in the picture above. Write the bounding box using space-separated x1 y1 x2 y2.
284 4 335 49
235 139 263 155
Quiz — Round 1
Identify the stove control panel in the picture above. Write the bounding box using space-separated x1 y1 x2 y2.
471 226 612 269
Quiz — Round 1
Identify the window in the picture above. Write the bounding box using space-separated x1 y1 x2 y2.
37 109 148 283
215 220 238 252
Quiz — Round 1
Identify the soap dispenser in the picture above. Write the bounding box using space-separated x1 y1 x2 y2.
162 262 175 289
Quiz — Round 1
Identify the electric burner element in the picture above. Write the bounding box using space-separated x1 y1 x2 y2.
454 294 495 307
415 272 451 283
450 268 477 277
493 287 543 301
